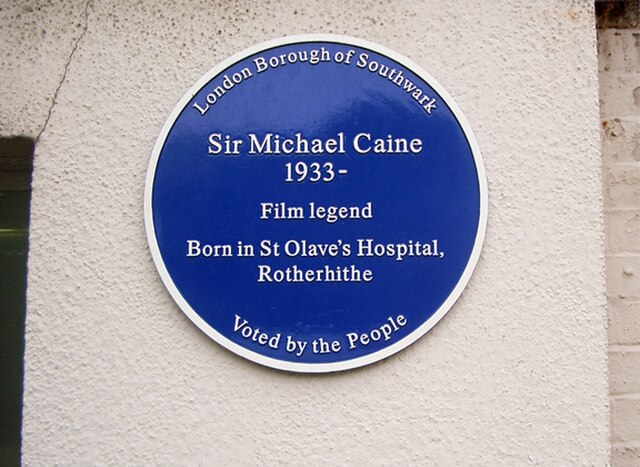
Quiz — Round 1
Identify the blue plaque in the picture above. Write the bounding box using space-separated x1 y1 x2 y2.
145 35 487 372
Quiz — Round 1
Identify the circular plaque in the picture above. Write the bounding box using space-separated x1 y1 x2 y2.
145 35 487 372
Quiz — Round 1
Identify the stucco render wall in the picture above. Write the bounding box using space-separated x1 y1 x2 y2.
1 0 608 464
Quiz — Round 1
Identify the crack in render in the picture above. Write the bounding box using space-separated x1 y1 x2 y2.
35 0 92 145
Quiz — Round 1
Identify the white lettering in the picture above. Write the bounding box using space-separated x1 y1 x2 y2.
346 315 407 350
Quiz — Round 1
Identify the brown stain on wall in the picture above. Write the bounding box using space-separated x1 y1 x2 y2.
596 1 640 29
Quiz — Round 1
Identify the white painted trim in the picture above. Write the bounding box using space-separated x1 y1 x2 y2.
144 34 488 373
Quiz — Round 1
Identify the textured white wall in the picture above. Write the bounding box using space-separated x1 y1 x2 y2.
1 0 608 464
